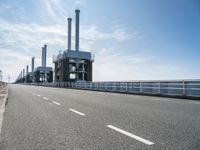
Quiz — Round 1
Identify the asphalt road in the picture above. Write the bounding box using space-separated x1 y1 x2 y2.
0 84 200 150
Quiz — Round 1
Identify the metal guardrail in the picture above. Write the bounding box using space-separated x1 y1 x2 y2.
28 80 200 99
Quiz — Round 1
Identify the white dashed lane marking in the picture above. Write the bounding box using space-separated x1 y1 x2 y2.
106 125 154 145
52 101 61 106
69 108 86 116
43 97 48 100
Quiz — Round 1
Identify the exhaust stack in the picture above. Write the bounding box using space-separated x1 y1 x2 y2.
75 9 80 51
67 18 72 51
23 69 25 78
42 46 44 66
26 65 29 75
32 57 35 73
42 45 47 67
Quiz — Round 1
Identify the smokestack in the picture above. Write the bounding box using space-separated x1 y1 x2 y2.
41 45 47 67
26 65 29 75
32 57 35 72
32 57 35 82
21 71 22 79
42 46 44 66
67 18 72 51
23 69 25 78
44 45 47 67
75 9 80 51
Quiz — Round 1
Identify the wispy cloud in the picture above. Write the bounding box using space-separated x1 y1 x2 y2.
41 0 88 23
0 2 28 22
93 48 154 81
0 48 32 81
42 0 68 22
74 0 87 6
93 48 191 81
0 19 66 51
0 17 133 53
80 24 133 42
0 48 31 63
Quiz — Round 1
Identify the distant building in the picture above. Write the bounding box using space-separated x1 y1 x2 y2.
34 45 53 83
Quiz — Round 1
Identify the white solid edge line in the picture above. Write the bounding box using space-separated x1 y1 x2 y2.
106 125 154 145
69 108 86 116
43 97 48 100
52 101 61 105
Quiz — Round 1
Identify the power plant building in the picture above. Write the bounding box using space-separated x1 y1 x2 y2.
53 9 93 82
15 45 53 83
34 45 53 83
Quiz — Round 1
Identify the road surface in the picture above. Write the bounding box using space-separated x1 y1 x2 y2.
0 84 200 150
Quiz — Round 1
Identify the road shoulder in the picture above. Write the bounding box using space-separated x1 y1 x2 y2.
0 85 8 139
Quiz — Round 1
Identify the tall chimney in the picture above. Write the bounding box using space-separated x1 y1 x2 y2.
26 65 29 75
43 45 47 67
67 18 72 51
75 9 80 51
23 69 25 78
21 71 22 79
32 57 35 82
32 57 35 72
41 45 47 67
42 46 44 66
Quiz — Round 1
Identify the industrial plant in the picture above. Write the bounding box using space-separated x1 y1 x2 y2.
15 44 53 83
15 9 93 83
53 9 93 82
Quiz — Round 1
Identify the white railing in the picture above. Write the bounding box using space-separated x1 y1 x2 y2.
28 80 200 99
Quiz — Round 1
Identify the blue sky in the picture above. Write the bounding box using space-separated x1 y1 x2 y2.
0 0 199 82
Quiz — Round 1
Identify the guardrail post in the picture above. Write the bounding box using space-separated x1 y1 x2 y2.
140 82 143 93
158 81 161 94
112 82 115 91
183 80 186 96
126 82 128 92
